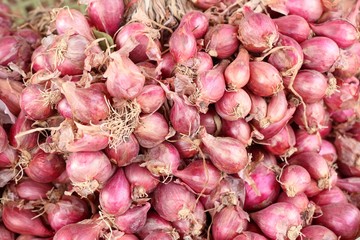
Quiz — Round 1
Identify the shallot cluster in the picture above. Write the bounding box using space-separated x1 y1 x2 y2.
0 0 360 239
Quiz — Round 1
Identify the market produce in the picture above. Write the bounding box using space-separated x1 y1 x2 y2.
0 0 359 239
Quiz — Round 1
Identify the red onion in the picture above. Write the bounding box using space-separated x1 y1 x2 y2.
200 128 248 174
267 0 323 22
334 48 360 79
47 120 109 153
57 98 72 119
293 100 327 133
310 19 358 48
205 24 239 59
9 111 38 150
31 45 50 73
233 231 267 240
243 151 280 211
66 151 114 197
136 84 165 114
248 61 283 97
115 22 161 63
0 145 17 167
238 9 279 53
0 224 14 240
268 34 304 76
172 133 199 159
99 168 131 215
318 112 332 137
0 78 23 115
152 182 197 222
53 222 102 240
134 112 169 148
212 206 249 240
224 47 250 90
221 118 252 146
169 26 197 64
0 36 32 71
314 202 360 239
248 93 267 122
263 124 296 157
142 142 181 177
294 129 322 153
174 159 221 194
137 211 176 239
179 11 209 39
157 52 175 78
59 81 109 124
55 9 94 40
46 34 92 75
172 201 206 238
24 150 65 183
336 177 360 193
310 186 348 206
301 225 338 240
289 152 330 189
334 134 360 177
20 84 56 120
191 60 228 113
319 140 337 164
3 202 53 237
143 231 177 240
105 133 139 167
250 202 302 240
202 175 245 211
84 0 124 36
13 28 41 48
304 179 323 197
287 0 324 22
15 179 52 200
199 108 221 135
198 52 215 73
180 51 214 75
301 37 340 73
191 0 220 9
46 195 90 231
166 89 200 135
272 15 311 43
289 70 328 104
277 192 310 213
325 76 359 111
215 89 251 121
264 90 289 126
330 108 356 123
104 51 145 99
252 106 296 140
279 164 312 197
114 203 151 233
124 163 159 202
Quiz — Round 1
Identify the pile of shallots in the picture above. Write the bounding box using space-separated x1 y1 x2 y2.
0 0 360 239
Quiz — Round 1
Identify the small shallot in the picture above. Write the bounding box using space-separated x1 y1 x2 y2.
200 128 248 174
238 9 279 53
99 168 131 215
250 202 302 240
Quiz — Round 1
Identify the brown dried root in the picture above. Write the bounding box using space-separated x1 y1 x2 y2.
124 0 195 30
40 88 62 108
100 99 141 149
13 150 32 184
27 6 55 35
66 179 100 198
